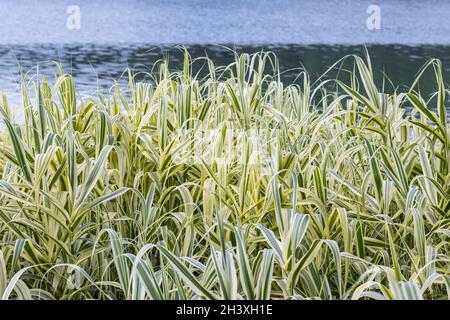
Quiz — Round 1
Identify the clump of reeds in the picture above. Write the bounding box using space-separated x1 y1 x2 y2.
0 49 449 300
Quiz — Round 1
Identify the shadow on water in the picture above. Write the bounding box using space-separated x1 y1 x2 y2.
0 44 449 106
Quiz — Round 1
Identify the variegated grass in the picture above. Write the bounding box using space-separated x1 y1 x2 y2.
0 49 449 300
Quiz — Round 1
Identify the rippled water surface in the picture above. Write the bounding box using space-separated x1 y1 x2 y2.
0 1 450 108
1 0 450 45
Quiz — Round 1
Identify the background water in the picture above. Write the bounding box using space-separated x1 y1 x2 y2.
0 0 450 109
2 0 450 45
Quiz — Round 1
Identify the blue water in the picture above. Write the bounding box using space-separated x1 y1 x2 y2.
1 0 450 45
0 1 450 110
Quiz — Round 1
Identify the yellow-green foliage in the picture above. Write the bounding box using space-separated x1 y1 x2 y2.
0 50 449 300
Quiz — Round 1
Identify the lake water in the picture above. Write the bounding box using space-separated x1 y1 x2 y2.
0 1 450 108
2 0 450 45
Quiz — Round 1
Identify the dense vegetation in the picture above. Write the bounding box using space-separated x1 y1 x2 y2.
0 50 449 300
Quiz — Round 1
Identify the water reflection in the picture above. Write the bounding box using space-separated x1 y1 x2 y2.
0 44 449 106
